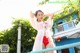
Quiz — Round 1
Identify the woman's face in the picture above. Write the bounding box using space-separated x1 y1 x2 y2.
36 12 44 21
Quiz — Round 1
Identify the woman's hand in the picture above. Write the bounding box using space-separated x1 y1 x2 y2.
30 11 35 18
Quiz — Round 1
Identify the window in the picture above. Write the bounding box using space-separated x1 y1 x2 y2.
57 25 64 32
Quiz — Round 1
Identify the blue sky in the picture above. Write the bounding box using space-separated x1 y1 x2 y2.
0 0 63 31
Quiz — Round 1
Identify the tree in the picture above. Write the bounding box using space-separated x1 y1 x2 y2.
0 18 37 53
0 32 4 44
39 0 49 5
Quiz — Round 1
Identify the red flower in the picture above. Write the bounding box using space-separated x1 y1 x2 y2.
43 36 49 47
56 37 62 42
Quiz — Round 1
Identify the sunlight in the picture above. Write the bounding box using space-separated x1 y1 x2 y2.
0 0 63 31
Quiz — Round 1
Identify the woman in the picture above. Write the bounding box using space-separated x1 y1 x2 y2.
30 10 56 53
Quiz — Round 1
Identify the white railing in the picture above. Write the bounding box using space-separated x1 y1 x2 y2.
54 20 76 33
53 19 80 38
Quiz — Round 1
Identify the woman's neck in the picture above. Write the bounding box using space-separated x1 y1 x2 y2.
37 19 43 22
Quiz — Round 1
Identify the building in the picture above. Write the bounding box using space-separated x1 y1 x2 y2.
53 5 80 53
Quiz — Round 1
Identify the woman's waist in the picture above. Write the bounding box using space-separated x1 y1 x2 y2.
37 30 52 37
37 29 51 33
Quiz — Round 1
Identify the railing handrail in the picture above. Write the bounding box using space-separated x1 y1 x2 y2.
53 19 77 28
29 42 80 53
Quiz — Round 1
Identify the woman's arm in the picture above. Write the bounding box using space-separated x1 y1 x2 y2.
45 13 54 28
44 13 54 19
30 11 38 30
30 11 35 18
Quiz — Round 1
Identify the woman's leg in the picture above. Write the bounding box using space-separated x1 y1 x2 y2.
45 42 54 53
45 38 57 53
42 44 46 53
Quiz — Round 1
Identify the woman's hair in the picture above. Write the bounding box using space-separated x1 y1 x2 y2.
35 10 44 16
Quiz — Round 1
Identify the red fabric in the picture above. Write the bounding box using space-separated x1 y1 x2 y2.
43 36 49 47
